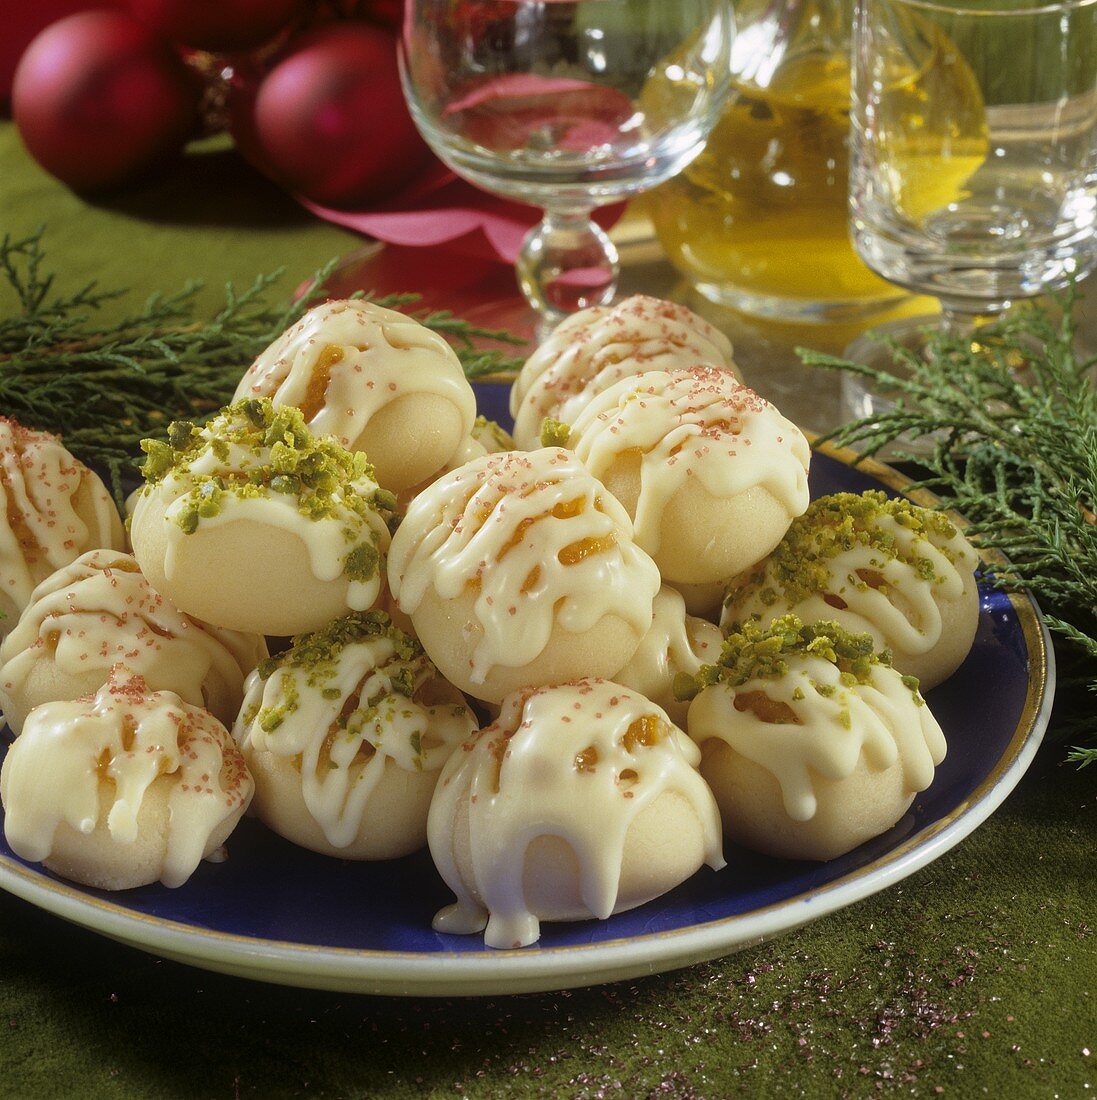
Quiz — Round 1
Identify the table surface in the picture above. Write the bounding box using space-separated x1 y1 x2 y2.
1 122 1094 1099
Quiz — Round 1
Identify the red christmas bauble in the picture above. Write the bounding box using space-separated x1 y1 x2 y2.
12 11 199 191
242 22 430 209
128 0 304 53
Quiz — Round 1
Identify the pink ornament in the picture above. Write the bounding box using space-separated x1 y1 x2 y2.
241 22 431 209
13 11 199 191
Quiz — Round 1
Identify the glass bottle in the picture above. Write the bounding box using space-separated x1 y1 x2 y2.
644 0 908 322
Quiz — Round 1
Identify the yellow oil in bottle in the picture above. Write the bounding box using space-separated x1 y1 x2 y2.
645 36 987 321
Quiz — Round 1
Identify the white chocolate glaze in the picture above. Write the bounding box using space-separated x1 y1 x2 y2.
688 656 946 823
569 367 811 555
1 669 253 888
510 295 739 449
234 298 476 460
722 495 980 675
388 448 660 685
0 549 266 732
0 418 124 627
428 679 725 948
613 586 723 727
234 621 476 850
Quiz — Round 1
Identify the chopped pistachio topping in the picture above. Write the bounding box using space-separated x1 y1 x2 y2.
258 607 426 690
724 491 963 613
539 418 571 448
685 615 891 698
344 541 380 584
139 398 397 556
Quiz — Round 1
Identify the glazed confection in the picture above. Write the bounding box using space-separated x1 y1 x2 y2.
234 611 476 860
567 367 811 584
687 616 947 861
0 550 266 735
428 679 725 948
1 669 253 890
721 491 980 690
234 298 477 491
130 398 394 636
387 448 661 702
509 295 739 449
0 417 125 631
613 585 723 728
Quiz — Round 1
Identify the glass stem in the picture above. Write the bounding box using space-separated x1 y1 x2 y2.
516 208 619 339
938 298 1010 339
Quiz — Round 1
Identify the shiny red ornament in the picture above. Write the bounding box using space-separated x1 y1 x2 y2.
12 11 199 191
242 22 431 209
128 0 304 53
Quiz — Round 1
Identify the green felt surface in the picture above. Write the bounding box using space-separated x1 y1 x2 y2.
1 121 1095 1099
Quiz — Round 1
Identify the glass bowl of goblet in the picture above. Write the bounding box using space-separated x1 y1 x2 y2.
399 0 733 335
843 0 1096 411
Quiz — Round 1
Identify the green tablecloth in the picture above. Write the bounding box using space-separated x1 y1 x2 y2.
1 121 1094 1099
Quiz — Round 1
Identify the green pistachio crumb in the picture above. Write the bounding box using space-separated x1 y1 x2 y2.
139 397 390 531
684 614 888 697
344 540 380 583
540 418 571 448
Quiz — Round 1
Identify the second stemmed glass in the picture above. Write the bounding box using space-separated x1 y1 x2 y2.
400 0 732 335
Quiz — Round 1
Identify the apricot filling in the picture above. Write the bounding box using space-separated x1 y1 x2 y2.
733 690 800 725
622 714 663 752
300 343 343 421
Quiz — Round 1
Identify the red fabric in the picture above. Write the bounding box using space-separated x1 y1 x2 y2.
301 163 623 266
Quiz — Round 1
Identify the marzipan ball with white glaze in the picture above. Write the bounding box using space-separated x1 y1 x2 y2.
568 367 811 584
510 295 739 449
687 616 947 861
0 417 125 632
428 678 725 948
721 491 980 690
234 611 476 860
130 399 394 636
0 549 266 735
234 298 477 491
387 448 661 703
1 668 253 890
613 585 723 728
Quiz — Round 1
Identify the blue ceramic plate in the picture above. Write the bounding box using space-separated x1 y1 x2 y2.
0 386 1053 996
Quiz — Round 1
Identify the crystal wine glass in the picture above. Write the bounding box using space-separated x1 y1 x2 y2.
845 0 1097 389
400 0 733 334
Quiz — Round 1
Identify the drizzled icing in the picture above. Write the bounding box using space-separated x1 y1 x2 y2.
509 295 738 449
387 448 660 684
0 549 266 729
688 655 946 822
0 418 123 625
569 367 811 555
428 679 725 948
722 493 979 658
613 585 723 725
234 616 475 849
234 298 476 456
1 669 253 888
134 400 392 610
